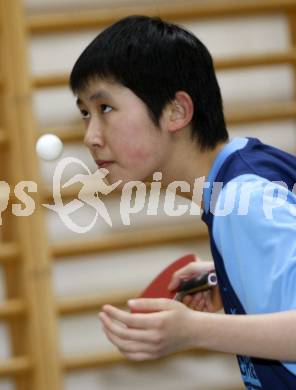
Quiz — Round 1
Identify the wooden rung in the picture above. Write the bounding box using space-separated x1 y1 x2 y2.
41 125 83 144
0 299 26 319
33 74 69 89
62 350 189 371
43 181 94 204
0 242 19 264
62 349 221 371
43 179 124 203
44 181 189 206
33 50 296 89
52 223 207 259
0 356 31 377
58 290 138 315
227 100 296 125
215 50 296 70
63 351 127 371
27 0 296 34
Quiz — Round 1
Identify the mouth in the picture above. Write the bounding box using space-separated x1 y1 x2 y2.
95 160 114 169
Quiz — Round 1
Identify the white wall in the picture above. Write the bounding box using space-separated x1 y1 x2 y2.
1 2 295 389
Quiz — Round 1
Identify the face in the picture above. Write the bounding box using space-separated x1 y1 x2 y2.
76 79 171 186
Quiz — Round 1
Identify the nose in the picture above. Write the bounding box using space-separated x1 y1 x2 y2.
83 117 104 150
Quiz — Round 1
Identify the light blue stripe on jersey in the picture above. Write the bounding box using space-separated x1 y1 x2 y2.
212 174 296 375
203 137 248 213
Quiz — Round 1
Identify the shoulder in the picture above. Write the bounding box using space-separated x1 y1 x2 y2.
212 173 295 224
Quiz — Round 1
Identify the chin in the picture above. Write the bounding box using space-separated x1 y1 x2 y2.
106 167 153 189
105 174 128 189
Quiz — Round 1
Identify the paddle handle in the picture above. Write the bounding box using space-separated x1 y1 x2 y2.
174 271 217 301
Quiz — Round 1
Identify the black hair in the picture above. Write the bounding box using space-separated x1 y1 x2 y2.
70 15 228 150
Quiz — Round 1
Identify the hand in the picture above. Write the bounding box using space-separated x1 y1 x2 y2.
168 258 222 313
99 298 196 361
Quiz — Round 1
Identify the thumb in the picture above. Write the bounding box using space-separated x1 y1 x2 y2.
128 298 176 313
168 276 180 291
168 261 199 291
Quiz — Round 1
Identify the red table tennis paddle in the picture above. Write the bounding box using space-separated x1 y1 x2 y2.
131 254 217 313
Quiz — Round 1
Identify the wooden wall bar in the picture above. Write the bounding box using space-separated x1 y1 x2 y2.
27 0 296 34
52 223 207 258
1 1 296 389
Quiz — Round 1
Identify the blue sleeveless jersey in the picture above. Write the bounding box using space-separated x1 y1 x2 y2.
202 137 296 389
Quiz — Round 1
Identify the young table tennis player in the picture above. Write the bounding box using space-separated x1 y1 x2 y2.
70 15 296 389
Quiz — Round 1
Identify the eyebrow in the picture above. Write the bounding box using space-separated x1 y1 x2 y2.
76 90 112 106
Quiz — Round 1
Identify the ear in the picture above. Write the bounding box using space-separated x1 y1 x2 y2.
164 91 194 133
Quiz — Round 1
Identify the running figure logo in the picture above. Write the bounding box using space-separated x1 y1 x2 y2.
43 157 122 233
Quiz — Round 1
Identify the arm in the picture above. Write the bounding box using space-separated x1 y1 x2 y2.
99 299 296 361
194 308 296 361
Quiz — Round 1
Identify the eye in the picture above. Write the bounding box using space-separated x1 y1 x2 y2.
80 109 90 119
101 104 112 114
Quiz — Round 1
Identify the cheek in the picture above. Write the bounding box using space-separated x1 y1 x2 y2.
124 143 152 162
112 124 157 164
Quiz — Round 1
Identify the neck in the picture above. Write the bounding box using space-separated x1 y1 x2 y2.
161 136 227 206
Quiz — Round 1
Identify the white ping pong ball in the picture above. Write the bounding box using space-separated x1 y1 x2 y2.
36 134 63 161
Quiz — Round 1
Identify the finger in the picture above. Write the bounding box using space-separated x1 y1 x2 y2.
188 293 205 311
190 298 205 311
182 295 193 306
168 261 199 291
102 325 155 354
99 312 153 343
127 298 179 313
124 352 155 361
200 290 212 312
101 302 168 329
101 305 154 329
